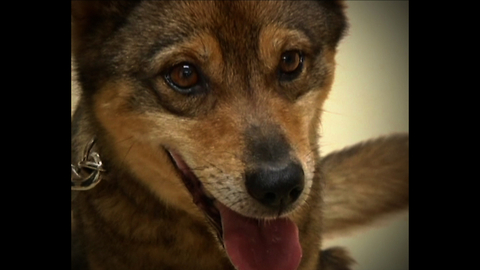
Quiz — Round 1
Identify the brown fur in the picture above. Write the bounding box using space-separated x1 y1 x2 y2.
321 135 409 238
71 1 408 270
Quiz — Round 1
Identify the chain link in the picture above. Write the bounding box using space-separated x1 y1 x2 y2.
71 139 105 191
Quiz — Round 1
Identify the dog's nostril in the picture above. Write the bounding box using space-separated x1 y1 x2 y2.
289 186 302 201
245 161 305 209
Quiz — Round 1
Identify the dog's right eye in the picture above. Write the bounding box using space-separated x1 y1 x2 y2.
165 63 202 94
278 50 304 81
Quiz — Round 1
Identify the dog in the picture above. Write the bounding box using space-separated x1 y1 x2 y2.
71 1 409 270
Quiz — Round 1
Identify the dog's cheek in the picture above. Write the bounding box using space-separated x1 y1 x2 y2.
93 80 207 217
93 81 149 140
94 80 182 142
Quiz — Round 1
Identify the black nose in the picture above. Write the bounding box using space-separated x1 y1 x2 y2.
245 162 304 208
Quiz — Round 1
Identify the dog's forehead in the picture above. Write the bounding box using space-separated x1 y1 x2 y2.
137 1 323 30
109 1 329 76
129 1 324 52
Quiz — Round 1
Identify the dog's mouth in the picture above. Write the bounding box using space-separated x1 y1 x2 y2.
166 149 302 270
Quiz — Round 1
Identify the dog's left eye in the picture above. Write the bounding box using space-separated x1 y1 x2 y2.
278 50 304 81
165 63 203 94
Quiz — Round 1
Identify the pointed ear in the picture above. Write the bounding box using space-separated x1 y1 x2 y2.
316 0 349 47
71 1 138 56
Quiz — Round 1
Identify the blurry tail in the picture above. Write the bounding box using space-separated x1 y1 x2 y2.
321 134 409 237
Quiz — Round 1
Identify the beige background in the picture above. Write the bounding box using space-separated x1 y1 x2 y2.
71 1 409 269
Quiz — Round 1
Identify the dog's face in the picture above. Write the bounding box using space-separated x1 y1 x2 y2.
72 1 346 268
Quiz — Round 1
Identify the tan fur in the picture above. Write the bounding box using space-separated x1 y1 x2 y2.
71 1 407 270
93 81 201 217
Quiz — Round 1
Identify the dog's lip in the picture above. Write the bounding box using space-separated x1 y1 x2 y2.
165 149 214 201
164 148 223 240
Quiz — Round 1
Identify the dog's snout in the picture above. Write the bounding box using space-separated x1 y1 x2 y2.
245 162 304 208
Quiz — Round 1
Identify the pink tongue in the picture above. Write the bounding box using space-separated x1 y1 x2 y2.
217 204 302 270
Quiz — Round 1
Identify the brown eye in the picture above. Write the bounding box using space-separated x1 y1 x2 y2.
278 50 304 81
165 63 201 93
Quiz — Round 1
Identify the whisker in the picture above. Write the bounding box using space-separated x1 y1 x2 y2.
120 140 136 168
114 135 135 145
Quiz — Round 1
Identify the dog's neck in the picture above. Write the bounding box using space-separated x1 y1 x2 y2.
72 156 235 270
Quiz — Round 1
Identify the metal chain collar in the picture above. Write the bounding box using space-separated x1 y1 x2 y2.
71 139 105 191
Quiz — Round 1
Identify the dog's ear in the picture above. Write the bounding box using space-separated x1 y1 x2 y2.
71 1 138 55
320 134 409 238
316 0 349 47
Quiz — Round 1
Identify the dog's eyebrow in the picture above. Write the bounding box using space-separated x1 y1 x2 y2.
142 42 186 77
258 26 314 69
143 33 222 78
294 26 322 56
144 35 184 62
